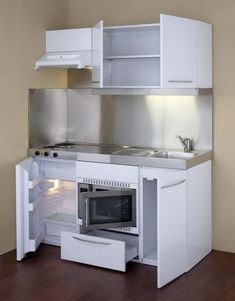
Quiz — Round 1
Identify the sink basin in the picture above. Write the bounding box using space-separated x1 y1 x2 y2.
151 151 198 159
112 148 198 160
112 148 158 157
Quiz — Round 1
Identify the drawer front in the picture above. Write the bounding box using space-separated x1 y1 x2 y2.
76 161 138 184
61 231 126 272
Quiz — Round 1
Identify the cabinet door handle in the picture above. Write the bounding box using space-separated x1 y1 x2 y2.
72 236 111 246
161 179 186 189
168 80 193 83
92 81 100 83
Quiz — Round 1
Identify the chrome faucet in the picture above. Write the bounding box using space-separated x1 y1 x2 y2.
175 135 193 152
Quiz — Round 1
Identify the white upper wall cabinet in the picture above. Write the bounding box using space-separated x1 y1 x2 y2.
160 14 198 88
91 14 212 89
197 21 212 88
46 28 91 52
35 28 92 69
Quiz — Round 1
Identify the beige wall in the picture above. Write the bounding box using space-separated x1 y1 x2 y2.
68 0 235 253
1 0 235 255
0 0 67 255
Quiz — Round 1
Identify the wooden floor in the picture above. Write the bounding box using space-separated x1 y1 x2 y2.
0 245 235 301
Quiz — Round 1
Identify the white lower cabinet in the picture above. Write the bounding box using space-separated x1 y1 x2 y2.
157 171 187 287
140 160 211 287
140 167 187 287
61 230 138 272
16 157 211 289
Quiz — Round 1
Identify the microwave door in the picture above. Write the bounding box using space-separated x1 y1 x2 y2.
80 190 136 231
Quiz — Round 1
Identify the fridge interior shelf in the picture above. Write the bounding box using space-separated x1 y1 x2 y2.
44 212 76 237
28 178 42 189
29 228 44 251
28 197 42 212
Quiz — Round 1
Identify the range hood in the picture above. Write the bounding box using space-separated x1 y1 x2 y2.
35 51 91 69
35 28 92 70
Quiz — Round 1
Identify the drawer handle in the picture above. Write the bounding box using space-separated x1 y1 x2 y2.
168 80 193 83
161 179 186 189
72 236 111 246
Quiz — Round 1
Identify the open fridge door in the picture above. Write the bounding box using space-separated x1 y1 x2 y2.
16 158 44 261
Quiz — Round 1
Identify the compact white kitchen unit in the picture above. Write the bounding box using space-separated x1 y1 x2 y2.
16 13 213 289
16 157 211 288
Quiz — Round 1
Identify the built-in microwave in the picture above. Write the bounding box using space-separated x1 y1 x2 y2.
77 183 137 234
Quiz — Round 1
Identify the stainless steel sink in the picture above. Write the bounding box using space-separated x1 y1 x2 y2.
112 148 158 156
150 151 199 159
112 148 198 160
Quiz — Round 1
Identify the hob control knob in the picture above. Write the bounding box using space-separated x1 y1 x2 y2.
53 152 58 158
44 152 49 157
35 151 40 156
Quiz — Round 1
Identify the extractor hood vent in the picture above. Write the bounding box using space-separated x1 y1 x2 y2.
35 51 91 70
35 28 92 70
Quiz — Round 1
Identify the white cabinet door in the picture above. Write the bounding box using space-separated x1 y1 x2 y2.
157 170 187 287
92 20 103 87
16 158 44 261
160 14 198 88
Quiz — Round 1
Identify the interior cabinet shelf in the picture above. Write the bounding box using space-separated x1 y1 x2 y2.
103 85 161 89
104 57 160 87
44 212 76 237
29 228 44 251
45 212 76 224
28 198 42 212
143 249 158 266
104 54 160 60
28 178 42 189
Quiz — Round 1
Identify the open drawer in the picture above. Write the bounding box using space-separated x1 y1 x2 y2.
61 230 138 272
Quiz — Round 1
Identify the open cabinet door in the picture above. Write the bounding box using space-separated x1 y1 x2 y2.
160 14 198 88
92 20 103 87
157 170 187 287
16 158 44 261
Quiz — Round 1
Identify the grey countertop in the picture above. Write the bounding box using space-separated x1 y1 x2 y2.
74 147 212 170
30 143 212 170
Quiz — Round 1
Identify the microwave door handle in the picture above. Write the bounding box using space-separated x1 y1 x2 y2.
85 198 89 227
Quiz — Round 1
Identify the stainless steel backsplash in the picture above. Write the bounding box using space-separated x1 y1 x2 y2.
29 89 212 150
29 89 68 147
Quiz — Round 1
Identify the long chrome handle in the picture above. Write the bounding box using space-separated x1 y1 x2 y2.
72 236 111 246
161 179 186 189
168 80 193 83
85 198 88 227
